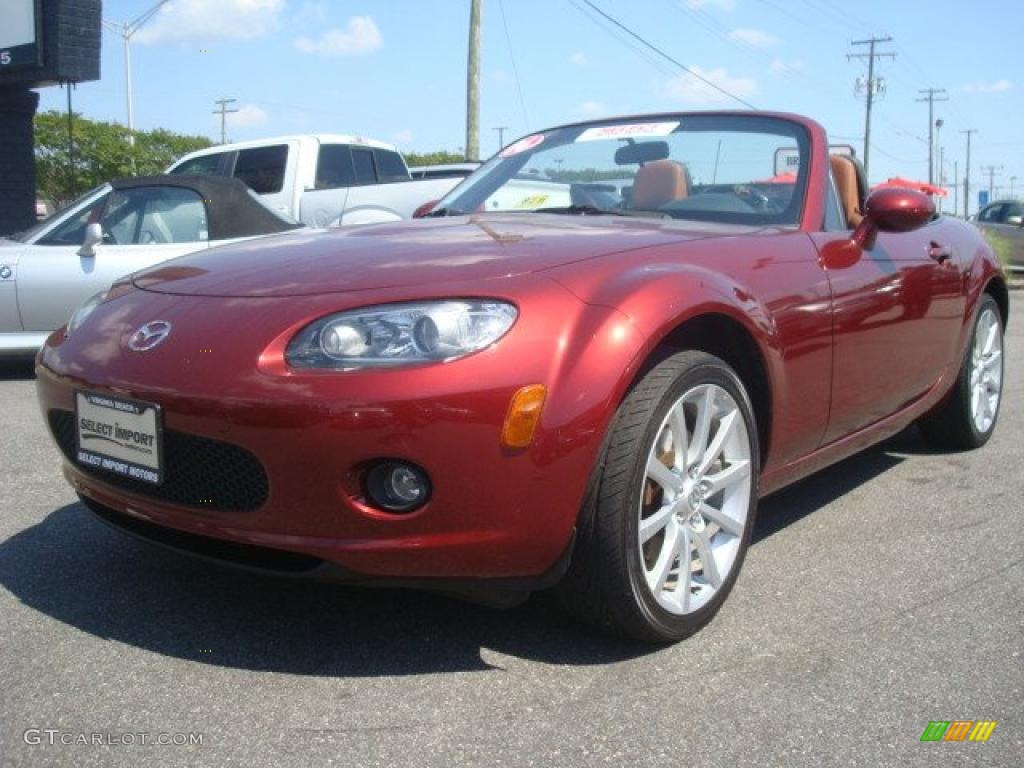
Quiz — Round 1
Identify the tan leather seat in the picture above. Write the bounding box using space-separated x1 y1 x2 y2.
830 154 863 228
632 160 688 210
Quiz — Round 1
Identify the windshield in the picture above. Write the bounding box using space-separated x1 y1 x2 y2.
435 114 810 227
7 186 107 243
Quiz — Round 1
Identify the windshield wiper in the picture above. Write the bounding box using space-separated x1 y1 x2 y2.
533 204 669 219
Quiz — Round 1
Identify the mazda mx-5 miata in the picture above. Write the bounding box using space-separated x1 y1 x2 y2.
37 112 1007 642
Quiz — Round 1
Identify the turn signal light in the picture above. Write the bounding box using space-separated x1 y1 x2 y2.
501 384 547 449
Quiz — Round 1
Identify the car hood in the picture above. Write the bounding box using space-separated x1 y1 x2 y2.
131 214 759 297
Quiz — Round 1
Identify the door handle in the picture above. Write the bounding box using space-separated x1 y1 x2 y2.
928 241 952 263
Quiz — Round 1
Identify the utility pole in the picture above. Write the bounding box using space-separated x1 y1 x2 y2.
960 129 977 218
937 145 944 213
213 98 239 144
953 160 958 216
848 35 895 183
916 88 947 185
493 126 508 152
980 165 1002 199
465 0 483 162
102 0 172 146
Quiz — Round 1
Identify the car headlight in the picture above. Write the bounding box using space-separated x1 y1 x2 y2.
286 300 518 369
67 290 108 336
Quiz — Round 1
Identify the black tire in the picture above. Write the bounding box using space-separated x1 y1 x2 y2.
556 350 760 643
918 294 1004 450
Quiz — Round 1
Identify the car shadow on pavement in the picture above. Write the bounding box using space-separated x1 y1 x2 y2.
0 427 927 676
753 425 951 542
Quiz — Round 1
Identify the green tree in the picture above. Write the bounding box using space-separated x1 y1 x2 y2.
404 150 467 167
34 111 212 206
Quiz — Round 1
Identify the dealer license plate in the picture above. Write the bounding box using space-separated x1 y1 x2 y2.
75 391 163 485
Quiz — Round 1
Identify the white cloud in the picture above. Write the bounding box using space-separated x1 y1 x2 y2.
570 52 589 67
684 0 736 10
728 28 779 48
393 129 414 145
135 0 284 44
961 79 1013 93
769 58 803 74
227 104 268 127
294 16 382 56
579 100 606 117
664 66 756 105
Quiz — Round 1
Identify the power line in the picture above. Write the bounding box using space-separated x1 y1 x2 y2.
847 35 896 182
213 98 238 145
566 0 678 79
576 0 757 109
497 0 530 132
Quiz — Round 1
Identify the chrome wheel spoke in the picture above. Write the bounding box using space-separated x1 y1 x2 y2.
640 503 675 544
692 528 722 588
982 319 998 356
677 527 692 613
704 458 751 497
687 387 715 467
698 410 738 476
667 403 689 470
647 458 683 496
700 502 744 537
647 520 682 592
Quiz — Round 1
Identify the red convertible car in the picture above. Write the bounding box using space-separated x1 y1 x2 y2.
37 112 1007 642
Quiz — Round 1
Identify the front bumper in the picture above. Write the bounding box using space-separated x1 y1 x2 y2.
37 279 640 583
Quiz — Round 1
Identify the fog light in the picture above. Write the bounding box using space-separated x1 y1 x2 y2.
365 461 431 513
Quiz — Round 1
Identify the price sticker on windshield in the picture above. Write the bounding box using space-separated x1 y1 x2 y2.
576 121 679 142
500 134 545 157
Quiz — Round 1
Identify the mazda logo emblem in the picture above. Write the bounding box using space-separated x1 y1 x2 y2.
128 321 172 351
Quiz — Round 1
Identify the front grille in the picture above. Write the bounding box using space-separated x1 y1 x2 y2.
49 409 269 512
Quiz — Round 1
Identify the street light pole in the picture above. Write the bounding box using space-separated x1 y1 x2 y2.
103 0 172 146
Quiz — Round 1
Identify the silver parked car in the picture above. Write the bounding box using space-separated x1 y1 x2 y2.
0 175 302 358
973 199 1024 272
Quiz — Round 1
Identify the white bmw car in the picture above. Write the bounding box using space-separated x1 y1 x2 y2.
0 175 302 358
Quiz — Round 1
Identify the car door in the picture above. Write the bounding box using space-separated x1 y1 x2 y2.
17 186 212 332
813 180 966 443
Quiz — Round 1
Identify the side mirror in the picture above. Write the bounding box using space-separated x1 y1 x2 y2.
413 200 439 219
852 188 935 250
78 222 103 257
1007 215 1023 227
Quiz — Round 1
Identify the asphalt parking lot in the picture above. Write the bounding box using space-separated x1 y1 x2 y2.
1 295 1021 768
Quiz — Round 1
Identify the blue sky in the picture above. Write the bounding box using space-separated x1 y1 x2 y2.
34 0 1021 210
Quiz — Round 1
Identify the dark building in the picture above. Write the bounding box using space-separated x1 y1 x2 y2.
0 0 101 236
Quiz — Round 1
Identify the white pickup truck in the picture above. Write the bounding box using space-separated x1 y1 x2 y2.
166 134 465 227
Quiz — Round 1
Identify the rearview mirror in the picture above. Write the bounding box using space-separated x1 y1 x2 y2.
78 222 103 257
852 188 934 249
614 141 670 166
